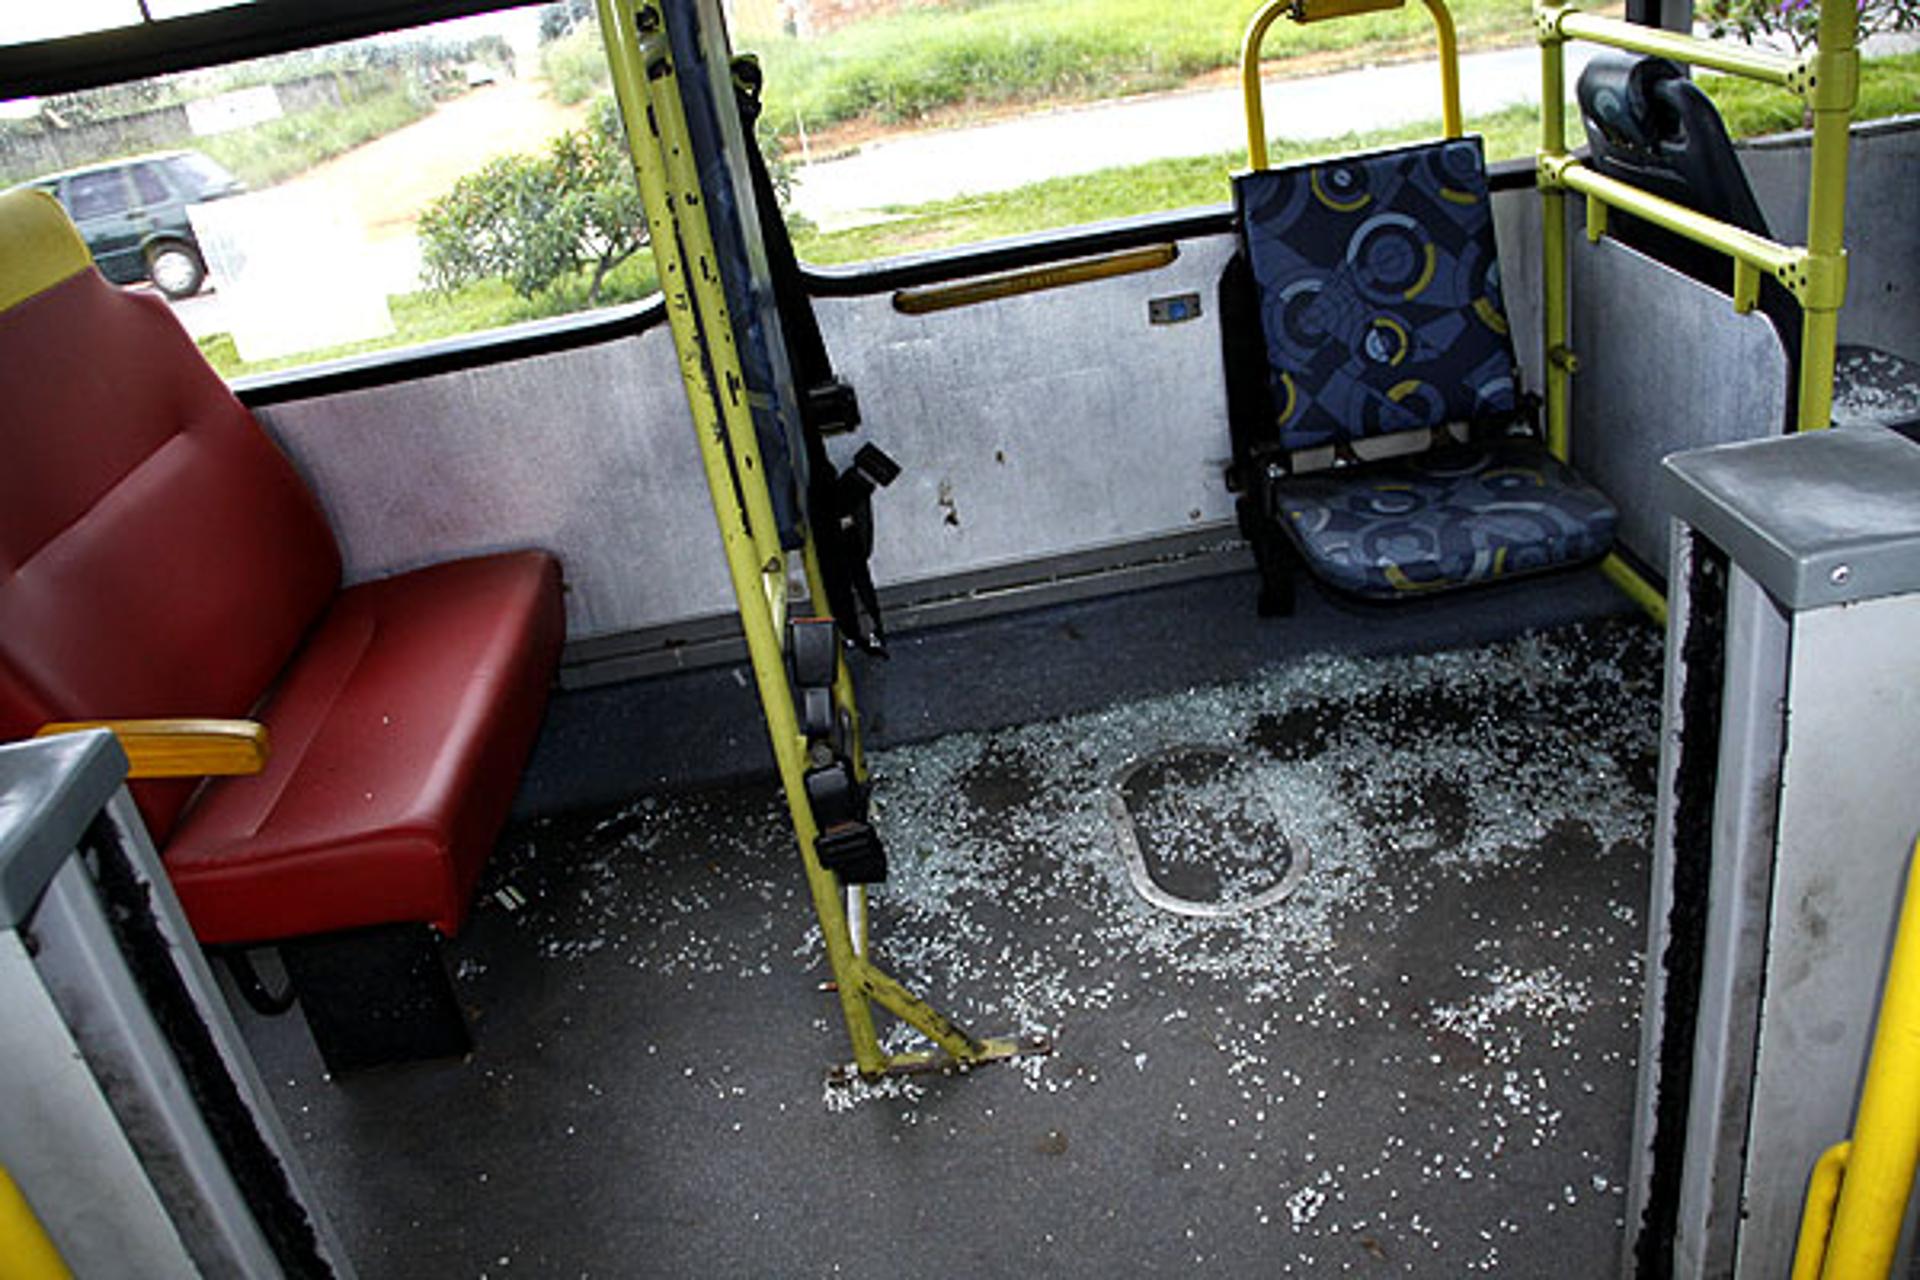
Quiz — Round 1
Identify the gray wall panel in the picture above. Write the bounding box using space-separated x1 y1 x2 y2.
246 143 1880 655
816 236 1242 590
1569 230 1789 572
1742 117 1920 363
256 328 735 643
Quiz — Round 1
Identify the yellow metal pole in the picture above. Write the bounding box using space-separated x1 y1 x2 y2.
1242 0 1462 169
1601 555 1668 627
1241 0 1290 170
1552 161 1804 282
1552 8 1798 83
1541 2 1855 433
1812 839 1920 1277
1419 0 1464 138
1537 2 1573 463
1793 0 1859 432
1793 1142 1852 1280
0 1165 71 1280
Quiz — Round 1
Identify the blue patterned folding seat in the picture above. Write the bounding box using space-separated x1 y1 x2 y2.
1227 137 1615 606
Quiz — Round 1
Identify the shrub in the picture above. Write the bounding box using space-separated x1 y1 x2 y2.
1700 0 1920 51
419 98 647 305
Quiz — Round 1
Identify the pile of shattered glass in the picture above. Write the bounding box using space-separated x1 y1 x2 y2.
487 617 1663 1272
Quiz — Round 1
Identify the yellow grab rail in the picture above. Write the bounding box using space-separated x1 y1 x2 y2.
1242 0 1463 171
1792 837 1920 1280
1536 0 1858 623
1536 0 1859 433
893 244 1178 315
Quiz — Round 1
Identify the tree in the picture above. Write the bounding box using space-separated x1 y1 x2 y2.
419 98 647 305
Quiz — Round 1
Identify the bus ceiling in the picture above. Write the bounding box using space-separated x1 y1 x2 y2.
0 0 1696 100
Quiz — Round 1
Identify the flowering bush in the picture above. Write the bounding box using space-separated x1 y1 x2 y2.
1700 0 1920 52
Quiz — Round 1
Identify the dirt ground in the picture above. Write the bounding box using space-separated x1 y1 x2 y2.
281 75 588 244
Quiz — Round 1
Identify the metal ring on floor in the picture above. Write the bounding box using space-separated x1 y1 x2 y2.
1108 746 1312 918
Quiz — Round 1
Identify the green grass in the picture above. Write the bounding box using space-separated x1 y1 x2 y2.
197 49 1917 376
197 89 432 188
752 0 1535 135
1701 48 1920 136
791 102 1554 264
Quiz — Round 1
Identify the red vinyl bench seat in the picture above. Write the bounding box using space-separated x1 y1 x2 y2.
0 187 564 1071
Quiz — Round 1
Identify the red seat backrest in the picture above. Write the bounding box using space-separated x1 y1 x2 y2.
0 191 342 839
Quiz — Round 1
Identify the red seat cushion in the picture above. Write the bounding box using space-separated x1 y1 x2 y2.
163 550 564 945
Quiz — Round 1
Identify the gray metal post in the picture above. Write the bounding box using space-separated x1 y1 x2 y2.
0 731 353 1278
1626 424 1920 1276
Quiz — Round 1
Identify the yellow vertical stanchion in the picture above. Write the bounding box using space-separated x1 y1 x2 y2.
1793 0 1858 433
1793 838 1920 1279
1537 6 1572 465
597 0 1040 1080
1419 0 1465 139
1793 1142 1852 1280
0 1165 72 1280
1536 3 1675 628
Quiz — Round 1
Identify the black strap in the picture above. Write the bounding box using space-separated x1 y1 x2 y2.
732 57 896 655
1219 249 1282 489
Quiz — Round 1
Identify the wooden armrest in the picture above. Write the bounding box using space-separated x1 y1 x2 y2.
35 719 270 778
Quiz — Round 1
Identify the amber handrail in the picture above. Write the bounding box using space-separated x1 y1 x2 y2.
1242 0 1463 170
891 244 1179 315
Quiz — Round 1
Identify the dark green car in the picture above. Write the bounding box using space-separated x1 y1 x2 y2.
26 151 245 300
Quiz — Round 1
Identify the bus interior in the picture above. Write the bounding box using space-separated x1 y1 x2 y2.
1 0 1918 1276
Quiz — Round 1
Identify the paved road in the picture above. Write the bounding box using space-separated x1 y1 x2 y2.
789 44 1604 229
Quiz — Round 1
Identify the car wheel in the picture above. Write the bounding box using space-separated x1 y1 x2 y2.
147 242 206 300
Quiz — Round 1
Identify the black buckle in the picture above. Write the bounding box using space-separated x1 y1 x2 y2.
789 616 843 744
805 379 862 437
804 758 887 884
805 758 863 827
850 442 900 488
814 822 888 884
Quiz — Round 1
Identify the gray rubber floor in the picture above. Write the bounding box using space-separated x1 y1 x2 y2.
235 569 1662 1278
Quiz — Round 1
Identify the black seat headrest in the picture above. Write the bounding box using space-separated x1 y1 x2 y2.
1576 52 1770 239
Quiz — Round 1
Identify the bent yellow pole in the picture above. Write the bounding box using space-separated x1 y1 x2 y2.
1793 837 1920 1279
598 0 1039 1081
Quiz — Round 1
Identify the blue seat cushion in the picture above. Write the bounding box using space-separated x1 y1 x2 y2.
1269 439 1617 598
1234 137 1519 452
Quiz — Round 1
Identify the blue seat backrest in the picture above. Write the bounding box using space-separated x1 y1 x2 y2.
1233 137 1519 452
